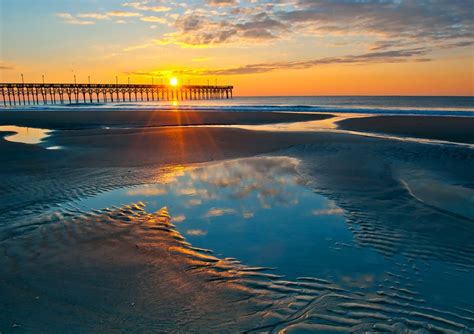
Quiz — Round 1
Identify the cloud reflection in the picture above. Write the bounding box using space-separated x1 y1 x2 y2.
127 185 167 196
204 207 236 218
172 214 186 223
184 157 303 210
186 229 208 236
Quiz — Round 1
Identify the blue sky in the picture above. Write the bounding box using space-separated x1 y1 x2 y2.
1 0 473 95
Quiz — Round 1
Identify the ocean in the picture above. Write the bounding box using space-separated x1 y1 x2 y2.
1 95 474 332
5 95 474 116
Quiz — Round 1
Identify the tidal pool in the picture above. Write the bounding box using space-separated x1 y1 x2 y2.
0 125 51 144
77 157 398 284
2 155 474 332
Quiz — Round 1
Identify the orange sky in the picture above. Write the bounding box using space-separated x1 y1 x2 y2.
1 0 473 96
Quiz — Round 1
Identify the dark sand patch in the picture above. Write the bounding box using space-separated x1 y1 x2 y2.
338 115 474 144
0 110 333 130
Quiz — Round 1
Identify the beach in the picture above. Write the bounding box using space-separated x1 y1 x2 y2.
1 109 474 332
3 0 473 330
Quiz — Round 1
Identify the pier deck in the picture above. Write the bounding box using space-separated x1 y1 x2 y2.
0 83 234 106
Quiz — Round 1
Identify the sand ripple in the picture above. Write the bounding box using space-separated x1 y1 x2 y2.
1 203 473 332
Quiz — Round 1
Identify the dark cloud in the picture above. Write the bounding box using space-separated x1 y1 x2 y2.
199 48 432 75
168 11 289 45
164 0 473 51
126 47 432 77
279 0 474 47
0 61 14 70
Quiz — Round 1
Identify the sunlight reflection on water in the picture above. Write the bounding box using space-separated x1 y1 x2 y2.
3 154 474 332
77 156 388 281
0 125 51 144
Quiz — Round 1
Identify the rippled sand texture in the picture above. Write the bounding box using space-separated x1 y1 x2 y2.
2 203 473 333
1 121 474 332
1 205 269 332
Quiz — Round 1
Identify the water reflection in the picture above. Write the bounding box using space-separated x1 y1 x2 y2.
0 125 51 144
79 156 388 282
3 154 474 332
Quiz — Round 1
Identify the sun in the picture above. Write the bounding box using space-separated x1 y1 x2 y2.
169 77 179 87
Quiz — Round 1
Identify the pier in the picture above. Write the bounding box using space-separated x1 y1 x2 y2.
0 83 234 106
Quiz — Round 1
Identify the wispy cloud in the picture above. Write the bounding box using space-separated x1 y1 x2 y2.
0 61 15 70
125 47 431 77
140 16 167 24
200 48 432 75
77 13 110 20
107 10 142 17
207 0 239 7
123 1 171 13
56 13 95 25
57 10 142 25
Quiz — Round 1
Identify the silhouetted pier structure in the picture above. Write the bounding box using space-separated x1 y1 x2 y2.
0 83 234 106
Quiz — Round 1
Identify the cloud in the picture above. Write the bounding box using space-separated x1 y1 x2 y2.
140 16 167 24
57 10 142 24
207 0 239 6
123 46 430 77
154 0 473 53
107 10 142 17
0 61 14 70
77 13 110 20
159 11 290 47
56 13 95 25
279 0 474 48
190 47 432 75
123 2 171 12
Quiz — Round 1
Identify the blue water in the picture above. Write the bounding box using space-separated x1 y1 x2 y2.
76 157 385 282
5 96 474 116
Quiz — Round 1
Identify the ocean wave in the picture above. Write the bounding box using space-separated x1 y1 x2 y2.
3 102 474 116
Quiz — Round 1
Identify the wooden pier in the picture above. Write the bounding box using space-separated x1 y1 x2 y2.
0 83 234 106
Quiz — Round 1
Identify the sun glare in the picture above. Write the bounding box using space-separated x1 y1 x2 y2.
170 77 179 87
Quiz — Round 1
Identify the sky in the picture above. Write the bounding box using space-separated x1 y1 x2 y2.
0 0 473 96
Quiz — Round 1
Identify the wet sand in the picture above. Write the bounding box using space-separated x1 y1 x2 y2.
338 115 474 144
0 109 332 129
1 110 474 332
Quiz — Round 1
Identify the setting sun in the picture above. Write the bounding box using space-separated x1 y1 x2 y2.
170 77 178 87
1 2 474 332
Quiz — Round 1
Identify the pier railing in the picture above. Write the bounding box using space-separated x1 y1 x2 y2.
0 83 234 106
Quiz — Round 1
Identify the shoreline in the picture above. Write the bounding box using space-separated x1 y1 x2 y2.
2 109 474 145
